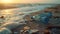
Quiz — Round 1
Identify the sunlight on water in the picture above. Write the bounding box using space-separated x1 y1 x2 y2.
0 9 14 27
0 9 25 28
0 9 14 17
1 10 13 14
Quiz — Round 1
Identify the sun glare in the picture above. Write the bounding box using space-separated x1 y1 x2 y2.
0 0 13 4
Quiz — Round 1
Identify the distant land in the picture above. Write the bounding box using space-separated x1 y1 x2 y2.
0 3 60 9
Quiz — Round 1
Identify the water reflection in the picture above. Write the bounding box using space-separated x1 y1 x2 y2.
1 10 13 14
0 9 14 16
0 9 13 26
0 9 25 27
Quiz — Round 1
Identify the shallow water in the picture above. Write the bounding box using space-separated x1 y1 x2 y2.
0 4 56 28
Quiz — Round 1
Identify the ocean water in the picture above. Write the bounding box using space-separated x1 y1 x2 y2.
0 4 57 29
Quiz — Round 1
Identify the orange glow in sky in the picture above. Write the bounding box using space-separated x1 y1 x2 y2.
0 0 49 4
0 0 60 4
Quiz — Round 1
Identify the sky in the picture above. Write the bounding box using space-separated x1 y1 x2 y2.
0 0 60 4
18 0 60 4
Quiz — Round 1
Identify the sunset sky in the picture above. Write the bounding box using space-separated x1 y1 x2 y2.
0 0 60 4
